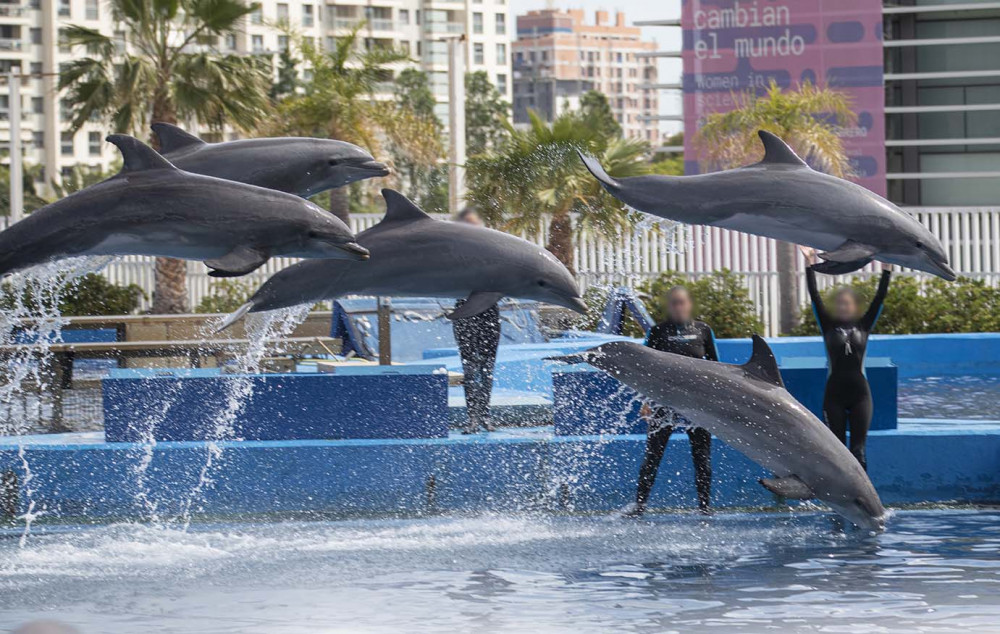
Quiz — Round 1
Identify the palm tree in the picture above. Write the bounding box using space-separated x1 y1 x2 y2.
466 110 649 271
265 27 439 221
695 81 856 334
59 0 272 314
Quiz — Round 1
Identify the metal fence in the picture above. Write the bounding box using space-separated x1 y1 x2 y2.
4 207 1000 336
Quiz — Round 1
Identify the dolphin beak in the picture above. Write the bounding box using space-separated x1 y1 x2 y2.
358 160 391 177
563 295 588 315
336 242 371 261
934 259 957 282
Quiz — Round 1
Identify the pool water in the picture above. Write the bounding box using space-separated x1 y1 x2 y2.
1 509 998 633
898 375 1000 420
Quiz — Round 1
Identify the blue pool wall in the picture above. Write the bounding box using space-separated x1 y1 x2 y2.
1 425 998 520
425 332 1000 399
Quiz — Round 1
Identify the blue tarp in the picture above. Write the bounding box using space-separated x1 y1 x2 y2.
331 298 547 362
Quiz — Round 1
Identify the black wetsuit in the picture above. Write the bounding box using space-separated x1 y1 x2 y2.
452 299 502 433
635 320 717 512
807 268 891 471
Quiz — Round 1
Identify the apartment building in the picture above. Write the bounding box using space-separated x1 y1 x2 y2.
511 9 660 142
0 0 512 193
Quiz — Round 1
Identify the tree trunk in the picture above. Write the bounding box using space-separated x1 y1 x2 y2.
149 93 188 314
776 241 800 334
329 186 350 224
546 208 575 274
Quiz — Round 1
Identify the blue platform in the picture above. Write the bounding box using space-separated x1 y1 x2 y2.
552 356 898 435
0 422 998 521
103 365 450 442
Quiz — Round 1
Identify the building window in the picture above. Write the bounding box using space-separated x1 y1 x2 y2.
495 14 505 35
30 62 41 76
225 33 236 50
61 132 73 156
252 35 264 53
30 28 41 45
277 3 289 21
58 0 70 17
278 35 289 50
496 43 506 63
58 29 70 53
85 0 99 20
473 42 484 65
89 131 101 155
60 98 72 120
496 73 507 94
32 131 43 149
303 5 314 27
400 40 410 55
31 97 42 114
251 7 262 24
473 13 483 34
399 9 409 24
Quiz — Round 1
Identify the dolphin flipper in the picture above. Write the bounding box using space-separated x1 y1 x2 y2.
205 246 269 277
215 301 254 333
818 239 877 264
447 291 504 320
760 475 814 499
810 259 873 275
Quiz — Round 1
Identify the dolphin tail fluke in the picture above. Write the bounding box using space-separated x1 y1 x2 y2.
214 301 254 333
578 151 619 190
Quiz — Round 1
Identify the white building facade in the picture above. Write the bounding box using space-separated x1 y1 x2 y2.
0 0 512 193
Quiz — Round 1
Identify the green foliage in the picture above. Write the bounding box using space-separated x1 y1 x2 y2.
0 273 145 316
195 279 255 314
639 270 765 339
579 91 621 139
466 109 650 267
790 275 1000 335
49 162 120 198
695 80 856 177
0 164 49 216
270 47 300 101
59 0 272 135
465 71 510 156
396 68 438 121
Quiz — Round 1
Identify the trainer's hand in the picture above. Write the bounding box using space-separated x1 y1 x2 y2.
798 245 818 265
880 260 893 272
640 403 652 419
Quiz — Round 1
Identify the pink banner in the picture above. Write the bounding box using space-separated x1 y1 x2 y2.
682 0 886 195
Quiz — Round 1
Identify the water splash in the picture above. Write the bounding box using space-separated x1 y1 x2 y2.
177 305 312 528
0 257 111 545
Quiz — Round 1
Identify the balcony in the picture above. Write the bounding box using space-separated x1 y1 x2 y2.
333 18 398 32
0 5 27 18
423 22 464 34
0 37 23 50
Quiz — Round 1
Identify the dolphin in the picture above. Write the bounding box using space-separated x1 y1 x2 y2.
550 336 887 531
580 130 955 280
152 122 390 197
217 188 588 331
0 135 370 279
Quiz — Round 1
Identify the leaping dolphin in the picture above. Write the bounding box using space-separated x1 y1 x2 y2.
551 336 887 532
0 135 369 279
217 189 588 331
152 123 390 197
580 130 955 280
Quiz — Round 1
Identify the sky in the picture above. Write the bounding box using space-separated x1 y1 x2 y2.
508 0 685 131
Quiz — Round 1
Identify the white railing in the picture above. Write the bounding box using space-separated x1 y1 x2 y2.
3 208 1000 336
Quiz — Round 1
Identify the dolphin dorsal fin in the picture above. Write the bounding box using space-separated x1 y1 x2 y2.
757 130 807 167
151 122 206 154
107 135 177 172
380 189 433 223
742 335 785 387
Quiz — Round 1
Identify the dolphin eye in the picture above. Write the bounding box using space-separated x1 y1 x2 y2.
537 280 546 287
307 230 319 239
916 241 924 249
328 159 340 167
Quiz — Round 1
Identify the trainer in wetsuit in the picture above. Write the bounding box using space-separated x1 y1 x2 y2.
624 286 716 517
452 207 502 434
802 247 892 471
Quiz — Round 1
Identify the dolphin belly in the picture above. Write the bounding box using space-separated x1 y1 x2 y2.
89 232 233 260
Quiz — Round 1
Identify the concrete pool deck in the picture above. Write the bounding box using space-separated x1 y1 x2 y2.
1 420 998 522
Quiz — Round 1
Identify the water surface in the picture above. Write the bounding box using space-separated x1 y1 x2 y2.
1 509 998 633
